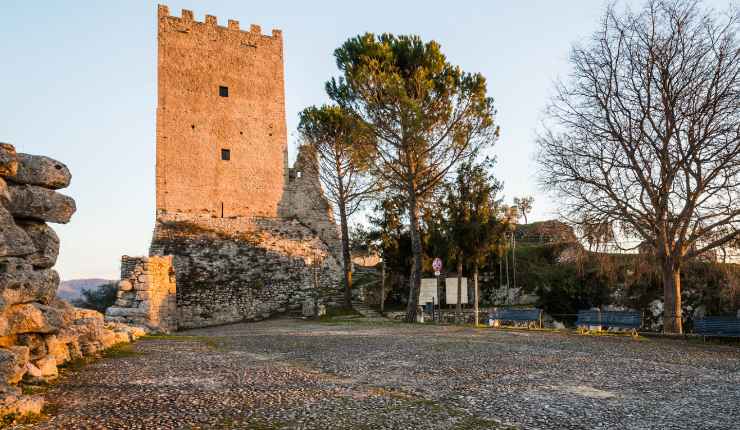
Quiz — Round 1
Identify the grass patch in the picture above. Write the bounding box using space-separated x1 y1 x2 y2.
102 342 143 359
57 357 92 372
21 384 49 396
319 306 361 320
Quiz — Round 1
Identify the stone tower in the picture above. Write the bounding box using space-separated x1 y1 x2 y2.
155 5 288 218
125 5 343 330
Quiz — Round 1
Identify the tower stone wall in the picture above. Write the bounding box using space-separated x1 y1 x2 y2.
156 5 288 218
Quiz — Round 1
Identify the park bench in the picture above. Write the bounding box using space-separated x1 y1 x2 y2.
576 310 641 336
694 317 740 339
488 308 543 329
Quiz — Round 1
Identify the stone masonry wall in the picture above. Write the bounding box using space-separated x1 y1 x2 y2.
105 256 177 332
156 5 288 219
149 214 341 329
0 143 144 420
278 145 342 259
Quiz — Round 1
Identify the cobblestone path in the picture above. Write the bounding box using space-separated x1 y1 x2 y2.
20 319 740 429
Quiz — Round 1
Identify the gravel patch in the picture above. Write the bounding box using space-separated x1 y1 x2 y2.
19 319 740 429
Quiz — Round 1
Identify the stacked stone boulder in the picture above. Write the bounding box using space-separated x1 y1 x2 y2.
0 143 144 419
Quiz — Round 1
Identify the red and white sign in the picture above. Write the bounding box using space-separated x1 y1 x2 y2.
432 258 442 276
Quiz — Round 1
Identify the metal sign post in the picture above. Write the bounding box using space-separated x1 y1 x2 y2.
432 258 442 323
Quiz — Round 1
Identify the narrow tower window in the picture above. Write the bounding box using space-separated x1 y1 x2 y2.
221 149 231 160
219 86 229 97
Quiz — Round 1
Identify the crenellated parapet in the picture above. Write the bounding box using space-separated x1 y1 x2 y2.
157 4 282 39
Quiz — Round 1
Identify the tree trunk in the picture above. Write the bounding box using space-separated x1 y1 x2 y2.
511 233 517 290
338 205 352 309
456 258 463 320
473 264 479 327
662 260 683 334
404 192 423 323
380 259 386 314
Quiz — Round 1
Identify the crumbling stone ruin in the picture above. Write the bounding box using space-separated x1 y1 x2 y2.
106 256 177 332
106 6 343 331
0 143 144 418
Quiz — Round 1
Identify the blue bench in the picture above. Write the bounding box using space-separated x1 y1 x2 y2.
694 317 740 338
576 310 641 335
488 308 543 329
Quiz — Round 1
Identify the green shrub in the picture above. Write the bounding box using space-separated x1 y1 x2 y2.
71 282 118 313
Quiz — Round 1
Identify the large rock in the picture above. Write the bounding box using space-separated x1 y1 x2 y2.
10 154 71 190
6 184 76 224
0 346 28 385
0 303 66 336
0 266 58 310
44 335 70 366
0 144 18 178
23 356 57 384
0 206 35 258
16 221 59 269
16 334 46 361
0 393 44 420
0 178 10 207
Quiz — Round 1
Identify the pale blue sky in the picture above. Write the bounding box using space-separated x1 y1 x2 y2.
0 0 730 280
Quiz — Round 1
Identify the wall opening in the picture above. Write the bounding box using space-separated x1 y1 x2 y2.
221 149 231 160
219 85 229 97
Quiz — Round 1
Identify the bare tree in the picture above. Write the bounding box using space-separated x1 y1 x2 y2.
537 0 740 333
299 105 375 308
513 196 534 224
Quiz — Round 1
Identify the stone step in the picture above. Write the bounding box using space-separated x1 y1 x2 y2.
351 302 385 319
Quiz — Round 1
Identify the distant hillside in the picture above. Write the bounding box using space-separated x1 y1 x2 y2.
57 278 114 301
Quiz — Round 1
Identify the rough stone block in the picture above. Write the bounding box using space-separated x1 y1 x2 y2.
15 221 59 269
44 335 70 366
32 356 58 380
0 178 10 207
7 185 76 224
0 392 44 418
0 346 28 385
9 154 71 190
0 144 18 178
0 206 35 258
118 280 133 291
1 303 66 336
105 307 147 318
16 334 46 361
0 268 58 311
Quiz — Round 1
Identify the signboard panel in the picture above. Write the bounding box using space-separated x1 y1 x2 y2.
419 278 438 304
445 277 468 304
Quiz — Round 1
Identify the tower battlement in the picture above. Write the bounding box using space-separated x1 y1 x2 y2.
157 4 282 38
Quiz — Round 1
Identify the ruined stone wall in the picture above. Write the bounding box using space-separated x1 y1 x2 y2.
105 256 177 332
149 214 341 329
156 5 288 218
278 145 342 259
0 143 144 419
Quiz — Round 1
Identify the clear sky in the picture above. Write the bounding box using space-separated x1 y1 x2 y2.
0 0 731 280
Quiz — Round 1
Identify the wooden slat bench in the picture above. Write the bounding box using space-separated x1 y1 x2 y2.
488 308 543 329
576 310 641 336
694 317 740 339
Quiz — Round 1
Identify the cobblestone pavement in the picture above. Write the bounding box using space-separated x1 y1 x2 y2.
23 319 740 429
